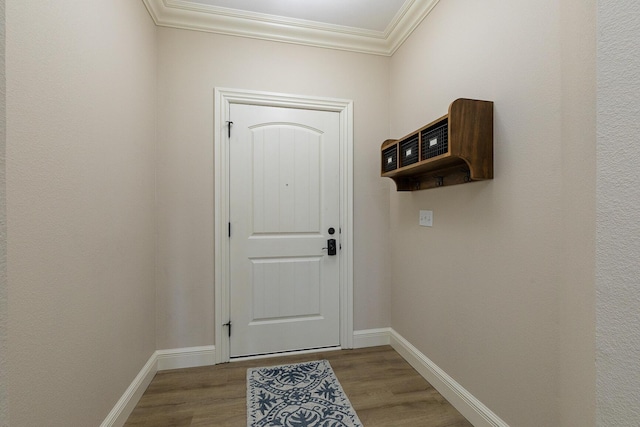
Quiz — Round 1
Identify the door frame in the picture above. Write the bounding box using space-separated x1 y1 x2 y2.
213 88 354 363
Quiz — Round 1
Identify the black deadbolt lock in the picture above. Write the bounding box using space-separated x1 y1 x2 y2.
328 227 335 235
325 239 337 256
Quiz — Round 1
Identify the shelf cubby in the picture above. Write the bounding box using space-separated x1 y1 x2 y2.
381 98 493 191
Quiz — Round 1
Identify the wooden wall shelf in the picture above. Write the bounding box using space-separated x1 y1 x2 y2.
381 98 493 191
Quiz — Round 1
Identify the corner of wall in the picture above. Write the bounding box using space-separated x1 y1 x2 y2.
101 345 216 427
100 353 158 427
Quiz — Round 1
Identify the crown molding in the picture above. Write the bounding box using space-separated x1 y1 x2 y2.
142 0 440 56
386 0 440 53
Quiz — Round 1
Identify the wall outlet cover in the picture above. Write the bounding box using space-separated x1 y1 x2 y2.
419 210 433 227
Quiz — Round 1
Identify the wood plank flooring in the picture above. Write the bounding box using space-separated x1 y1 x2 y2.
125 346 472 427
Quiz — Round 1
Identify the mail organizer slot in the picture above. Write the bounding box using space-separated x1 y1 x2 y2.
399 134 419 167
421 122 448 160
382 144 397 173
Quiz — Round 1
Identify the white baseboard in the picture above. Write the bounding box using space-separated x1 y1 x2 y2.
156 345 216 371
100 352 158 427
389 330 509 427
101 345 216 427
352 328 392 348
105 335 507 427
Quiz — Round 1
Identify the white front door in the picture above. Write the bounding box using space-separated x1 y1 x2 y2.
229 103 341 358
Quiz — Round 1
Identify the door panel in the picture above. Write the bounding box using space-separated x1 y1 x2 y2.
251 125 321 234
229 104 340 358
250 257 321 320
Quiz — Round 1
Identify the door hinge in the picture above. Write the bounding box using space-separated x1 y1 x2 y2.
228 222 231 238
223 320 232 337
226 121 233 138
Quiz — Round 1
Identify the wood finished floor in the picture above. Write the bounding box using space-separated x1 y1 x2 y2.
125 346 472 427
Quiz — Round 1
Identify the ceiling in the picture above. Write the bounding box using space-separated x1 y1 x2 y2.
142 0 440 56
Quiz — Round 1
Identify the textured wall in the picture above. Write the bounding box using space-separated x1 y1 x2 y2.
596 0 640 424
388 1 596 425
6 1 157 425
156 28 391 349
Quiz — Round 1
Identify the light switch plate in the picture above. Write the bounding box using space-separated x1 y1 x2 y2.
419 210 433 227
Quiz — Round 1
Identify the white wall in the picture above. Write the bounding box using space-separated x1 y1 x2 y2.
558 0 597 424
596 1 640 424
388 1 595 426
0 0 6 425
4 2 620 425
6 1 157 425
155 28 391 349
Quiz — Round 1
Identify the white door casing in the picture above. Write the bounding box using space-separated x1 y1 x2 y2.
229 104 340 357
214 88 354 363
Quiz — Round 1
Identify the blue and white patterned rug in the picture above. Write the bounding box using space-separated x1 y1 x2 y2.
247 360 363 427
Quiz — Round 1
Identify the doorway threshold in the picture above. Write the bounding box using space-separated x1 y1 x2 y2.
230 346 342 363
